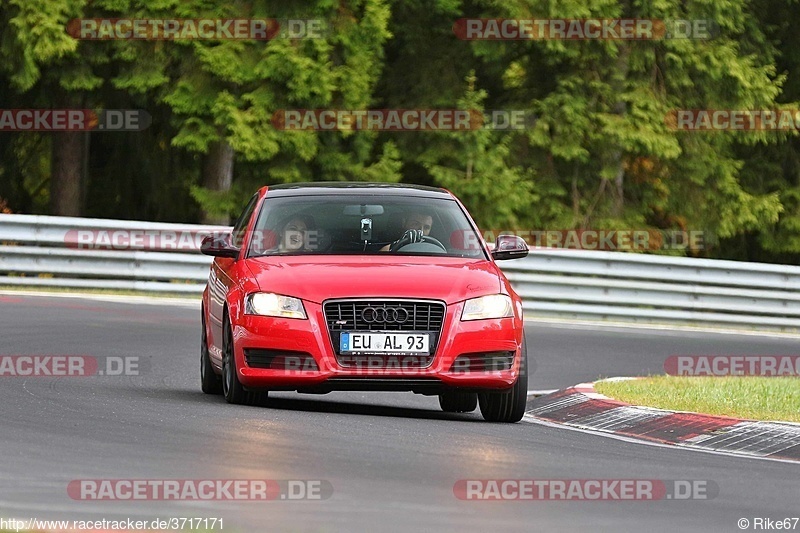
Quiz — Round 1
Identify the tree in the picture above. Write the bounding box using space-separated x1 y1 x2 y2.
418 72 535 230
109 0 395 223
0 0 99 215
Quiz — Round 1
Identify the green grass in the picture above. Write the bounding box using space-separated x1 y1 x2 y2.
594 376 800 423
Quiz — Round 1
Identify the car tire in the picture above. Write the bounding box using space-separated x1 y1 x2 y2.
222 313 263 405
201 308 222 395
478 336 529 423
221 313 269 406
439 391 478 413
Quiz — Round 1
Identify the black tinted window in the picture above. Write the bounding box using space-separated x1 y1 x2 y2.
247 194 486 259
231 194 259 248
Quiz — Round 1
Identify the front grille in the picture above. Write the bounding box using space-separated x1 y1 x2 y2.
323 299 446 366
244 349 319 371
324 299 446 332
450 351 515 373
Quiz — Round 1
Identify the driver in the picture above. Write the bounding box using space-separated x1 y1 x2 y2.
381 211 434 252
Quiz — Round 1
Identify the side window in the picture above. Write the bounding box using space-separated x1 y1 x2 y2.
231 195 259 248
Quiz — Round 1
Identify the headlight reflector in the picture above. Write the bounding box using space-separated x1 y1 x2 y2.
245 292 307 319
461 294 514 321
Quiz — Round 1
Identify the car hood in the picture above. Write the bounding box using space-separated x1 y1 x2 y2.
244 255 502 305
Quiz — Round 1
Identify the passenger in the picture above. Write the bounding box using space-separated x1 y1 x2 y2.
278 215 316 252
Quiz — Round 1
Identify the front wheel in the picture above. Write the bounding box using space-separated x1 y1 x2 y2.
200 309 222 395
222 315 267 405
222 316 246 404
479 337 529 423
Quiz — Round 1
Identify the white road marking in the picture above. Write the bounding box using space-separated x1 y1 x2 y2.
522 413 800 465
527 389 558 397
0 289 199 307
525 317 800 339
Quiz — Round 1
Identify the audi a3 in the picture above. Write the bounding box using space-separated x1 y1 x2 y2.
200 182 530 422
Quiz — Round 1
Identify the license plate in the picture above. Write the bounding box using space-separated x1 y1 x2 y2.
340 332 430 354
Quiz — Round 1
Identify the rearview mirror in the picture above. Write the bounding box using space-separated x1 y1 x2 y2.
200 233 240 259
491 234 529 261
343 204 385 216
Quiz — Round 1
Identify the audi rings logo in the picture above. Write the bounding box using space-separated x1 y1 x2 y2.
361 306 409 324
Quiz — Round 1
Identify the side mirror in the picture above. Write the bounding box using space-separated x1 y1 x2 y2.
491 234 529 261
201 233 240 259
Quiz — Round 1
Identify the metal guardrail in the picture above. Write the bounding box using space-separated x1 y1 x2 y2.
502 252 800 331
1 214 799 331
0 214 225 294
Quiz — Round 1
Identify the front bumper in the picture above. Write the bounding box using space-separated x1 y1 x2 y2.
233 300 523 393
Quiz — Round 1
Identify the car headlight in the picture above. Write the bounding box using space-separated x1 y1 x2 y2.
461 294 514 321
245 292 307 319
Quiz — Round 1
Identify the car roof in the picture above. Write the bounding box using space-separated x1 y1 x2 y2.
264 182 452 199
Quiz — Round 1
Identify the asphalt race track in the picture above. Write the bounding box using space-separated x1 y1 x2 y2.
1 293 798 532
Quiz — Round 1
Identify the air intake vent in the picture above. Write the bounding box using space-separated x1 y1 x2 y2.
244 349 318 371
449 351 515 373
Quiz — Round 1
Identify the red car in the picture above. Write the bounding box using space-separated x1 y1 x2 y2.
200 183 530 422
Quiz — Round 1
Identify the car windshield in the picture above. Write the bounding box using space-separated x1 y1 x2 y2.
247 194 486 259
